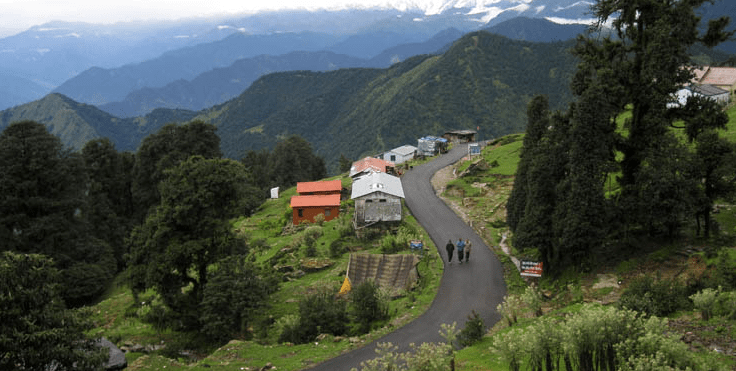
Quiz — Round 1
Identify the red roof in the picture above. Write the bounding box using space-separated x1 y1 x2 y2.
290 194 341 208
296 179 342 194
350 157 395 176
700 67 736 86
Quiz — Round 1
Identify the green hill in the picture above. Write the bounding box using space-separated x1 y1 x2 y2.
0 93 198 151
202 31 580 172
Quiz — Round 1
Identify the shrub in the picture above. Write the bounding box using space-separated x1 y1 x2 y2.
301 228 320 257
521 286 543 317
458 310 485 346
715 290 736 319
496 294 523 326
617 275 691 317
275 314 301 344
279 287 348 344
336 214 354 238
380 234 403 254
379 225 420 254
329 239 348 258
495 305 719 371
702 251 736 290
349 280 390 334
691 288 736 321
304 225 323 240
690 287 719 321
199 256 276 342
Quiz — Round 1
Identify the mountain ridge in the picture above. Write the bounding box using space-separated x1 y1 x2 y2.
97 28 466 117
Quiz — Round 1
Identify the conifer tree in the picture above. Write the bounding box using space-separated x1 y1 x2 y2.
507 95 550 232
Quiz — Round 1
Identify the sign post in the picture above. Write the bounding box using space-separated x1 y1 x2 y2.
520 260 543 278
468 143 480 156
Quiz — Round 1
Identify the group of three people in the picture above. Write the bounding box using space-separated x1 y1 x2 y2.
445 238 471 264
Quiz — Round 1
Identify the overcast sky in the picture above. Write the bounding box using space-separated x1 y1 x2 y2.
0 0 445 37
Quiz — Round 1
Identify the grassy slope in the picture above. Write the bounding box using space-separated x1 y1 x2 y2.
90 173 445 370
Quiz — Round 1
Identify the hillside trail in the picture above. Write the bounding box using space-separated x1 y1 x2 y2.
302 144 507 371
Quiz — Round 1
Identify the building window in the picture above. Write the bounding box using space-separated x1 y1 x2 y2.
366 199 373 203
390 155 396 161
379 199 387 203
298 209 303 217
325 209 331 216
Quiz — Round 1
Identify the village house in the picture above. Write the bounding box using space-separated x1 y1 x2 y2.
349 157 396 178
290 193 341 225
381 144 417 165
693 66 736 96
351 171 405 225
289 180 343 225
671 84 730 107
416 136 448 156
296 179 343 195
443 129 477 143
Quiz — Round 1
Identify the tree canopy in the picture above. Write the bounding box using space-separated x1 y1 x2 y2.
0 121 116 303
508 0 735 275
132 120 222 221
0 251 106 370
128 156 263 329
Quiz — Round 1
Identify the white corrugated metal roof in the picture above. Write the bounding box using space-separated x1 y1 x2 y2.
351 171 405 199
389 145 417 156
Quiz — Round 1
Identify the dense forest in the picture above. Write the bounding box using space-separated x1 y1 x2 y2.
506 0 736 276
0 120 326 368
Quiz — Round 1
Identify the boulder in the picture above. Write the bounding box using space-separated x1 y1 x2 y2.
98 337 127 370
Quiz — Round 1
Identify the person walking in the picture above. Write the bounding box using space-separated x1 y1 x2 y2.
464 238 472 262
456 238 465 264
445 240 454 264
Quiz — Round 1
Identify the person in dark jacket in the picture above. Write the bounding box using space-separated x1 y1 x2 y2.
445 240 454 264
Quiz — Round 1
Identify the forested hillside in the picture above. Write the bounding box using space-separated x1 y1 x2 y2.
203 31 581 171
0 93 198 150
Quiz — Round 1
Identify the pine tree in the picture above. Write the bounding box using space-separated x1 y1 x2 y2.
506 95 551 232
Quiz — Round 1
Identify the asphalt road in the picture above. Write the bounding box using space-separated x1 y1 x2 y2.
303 143 507 371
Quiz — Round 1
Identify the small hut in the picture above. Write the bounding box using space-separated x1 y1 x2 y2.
351 172 405 225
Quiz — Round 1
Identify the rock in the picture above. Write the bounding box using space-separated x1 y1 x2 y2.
98 337 127 371
260 362 275 370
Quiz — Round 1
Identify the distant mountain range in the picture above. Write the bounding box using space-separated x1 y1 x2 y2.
61 18 589 118
0 0 605 112
1 31 583 173
2 1 732 113
96 28 466 117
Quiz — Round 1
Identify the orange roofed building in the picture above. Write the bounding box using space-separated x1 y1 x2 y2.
296 179 343 195
290 194 341 225
349 157 396 178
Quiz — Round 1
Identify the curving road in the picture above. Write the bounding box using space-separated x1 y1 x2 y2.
304 143 507 371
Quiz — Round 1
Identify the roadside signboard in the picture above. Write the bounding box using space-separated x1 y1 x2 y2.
469 143 481 155
520 260 543 277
